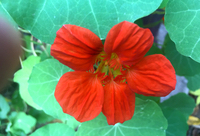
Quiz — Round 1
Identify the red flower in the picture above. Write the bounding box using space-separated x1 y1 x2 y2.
51 21 176 125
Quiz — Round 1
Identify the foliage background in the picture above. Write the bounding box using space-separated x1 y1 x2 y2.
0 0 199 135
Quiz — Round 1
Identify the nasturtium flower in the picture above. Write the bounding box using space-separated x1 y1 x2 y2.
51 21 176 125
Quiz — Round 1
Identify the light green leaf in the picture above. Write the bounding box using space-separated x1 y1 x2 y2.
196 96 200 105
76 98 167 136
186 73 200 91
1 0 162 44
28 59 77 122
14 55 41 110
165 0 200 63
164 34 200 76
0 95 10 119
190 89 200 96
8 112 36 134
160 93 195 119
161 108 188 136
30 123 75 136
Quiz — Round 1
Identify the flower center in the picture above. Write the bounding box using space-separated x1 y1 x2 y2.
95 52 124 81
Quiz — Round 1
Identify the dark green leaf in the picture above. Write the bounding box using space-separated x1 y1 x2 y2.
186 73 200 91
164 34 200 76
1 0 162 44
11 90 26 111
145 44 163 56
30 123 75 136
0 94 10 119
135 93 160 103
28 108 54 125
159 0 169 8
76 98 167 136
160 93 195 119
165 0 200 63
162 107 188 136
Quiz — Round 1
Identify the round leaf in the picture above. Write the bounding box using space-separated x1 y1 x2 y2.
76 98 167 136
165 0 200 63
161 108 188 136
164 34 200 76
160 93 195 119
1 0 162 44
28 59 76 122
186 73 200 91
14 56 41 110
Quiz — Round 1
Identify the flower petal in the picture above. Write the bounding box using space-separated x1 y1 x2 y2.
55 71 104 122
51 25 103 71
126 54 176 97
104 21 153 66
102 80 135 125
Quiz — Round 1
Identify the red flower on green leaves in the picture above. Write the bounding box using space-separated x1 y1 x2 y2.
51 21 176 125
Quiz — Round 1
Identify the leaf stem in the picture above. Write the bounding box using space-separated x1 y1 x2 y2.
152 11 165 15
30 36 37 56
18 27 30 34
21 46 42 54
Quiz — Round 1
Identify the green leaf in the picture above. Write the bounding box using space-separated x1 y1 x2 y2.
186 73 200 91
161 107 188 136
190 89 200 95
28 59 76 122
28 108 54 125
135 93 160 103
11 90 26 111
8 112 36 134
145 44 163 56
0 95 10 119
1 0 162 44
196 96 200 105
14 55 41 110
76 98 167 136
159 0 169 8
164 34 200 76
160 93 195 119
30 123 75 136
165 0 200 63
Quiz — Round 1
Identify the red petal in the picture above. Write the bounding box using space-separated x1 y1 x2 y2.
102 80 135 125
126 54 176 97
55 71 104 122
51 25 103 71
104 21 153 66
